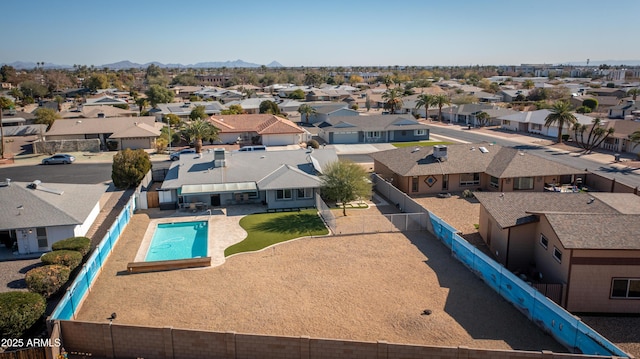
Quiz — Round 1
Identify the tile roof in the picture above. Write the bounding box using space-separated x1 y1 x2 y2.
0 181 106 230
209 114 304 135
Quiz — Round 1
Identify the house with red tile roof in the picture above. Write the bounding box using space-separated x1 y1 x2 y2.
208 114 309 146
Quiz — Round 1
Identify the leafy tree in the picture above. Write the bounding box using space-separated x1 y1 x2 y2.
0 64 16 83
414 93 433 118
0 97 15 110
171 73 199 86
220 104 244 115
145 84 174 107
303 72 323 87
189 105 207 121
573 118 614 153
8 88 23 101
0 292 46 338
544 101 577 143
629 130 640 149
298 104 316 124
527 88 548 101
475 111 490 127
288 89 305 99
181 119 219 153
54 95 65 111
111 148 152 189
582 98 598 111
84 74 109 92
383 74 394 89
349 74 364 86
321 160 372 216
365 95 371 112
431 93 451 122
20 80 48 99
576 106 592 114
382 88 404 114
259 100 280 115
34 108 60 130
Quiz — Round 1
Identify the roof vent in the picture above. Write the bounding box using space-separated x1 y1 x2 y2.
0 178 10 187
479 146 489 153
27 180 64 195
411 147 420 153
432 145 448 161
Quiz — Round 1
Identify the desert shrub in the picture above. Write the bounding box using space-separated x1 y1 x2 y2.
51 236 91 256
0 292 46 338
462 189 474 198
307 139 320 149
25 265 70 298
41 250 82 270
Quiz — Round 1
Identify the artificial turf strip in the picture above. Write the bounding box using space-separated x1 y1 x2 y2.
224 209 329 256
392 141 452 148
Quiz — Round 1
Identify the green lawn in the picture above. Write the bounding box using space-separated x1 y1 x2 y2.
224 209 329 256
392 141 453 148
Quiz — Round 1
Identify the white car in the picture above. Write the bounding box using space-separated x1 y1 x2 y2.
169 149 196 161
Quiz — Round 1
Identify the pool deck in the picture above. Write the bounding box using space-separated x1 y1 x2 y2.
133 205 262 267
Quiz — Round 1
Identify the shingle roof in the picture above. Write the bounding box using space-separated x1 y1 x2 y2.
45 116 159 137
371 143 582 178
257 164 321 190
60 105 137 119
543 213 640 249
208 114 304 135
321 115 430 132
0 181 106 230
110 122 161 138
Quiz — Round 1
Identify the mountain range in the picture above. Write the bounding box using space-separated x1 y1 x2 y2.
0 59 284 70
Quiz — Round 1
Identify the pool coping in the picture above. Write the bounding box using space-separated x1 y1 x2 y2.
134 216 216 263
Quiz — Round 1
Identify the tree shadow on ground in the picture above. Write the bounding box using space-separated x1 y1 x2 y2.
251 213 326 234
597 166 638 174
6 278 27 289
19 262 43 274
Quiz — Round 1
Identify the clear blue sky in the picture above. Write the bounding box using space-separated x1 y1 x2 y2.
4 0 640 67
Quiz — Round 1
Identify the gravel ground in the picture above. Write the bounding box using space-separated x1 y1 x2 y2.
0 258 42 293
413 192 640 359
75 210 564 352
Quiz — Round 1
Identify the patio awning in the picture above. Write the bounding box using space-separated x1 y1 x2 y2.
181 182 257 195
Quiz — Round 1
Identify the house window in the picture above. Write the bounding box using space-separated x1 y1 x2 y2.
276 189 292 200
540 234 548 249
297 188 313 199
36 227 47 248
611 278 640 299
414 129 426 136
531 124 542 131
459 173 480 186
502 120 511 126
401 130 407 136
366 131 381 138
513 177 534 190
490 176 499 188
412 177 419 192
553 246 562 263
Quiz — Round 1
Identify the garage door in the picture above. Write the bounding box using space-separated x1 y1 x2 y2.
332 131 358 144
120 138 149 150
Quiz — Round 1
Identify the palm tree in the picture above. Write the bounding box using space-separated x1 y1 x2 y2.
414 93 433 119
382 88 403 114
383 75 394 89
629 130 640 149
475 111 491 127
135 98 148 116
431 94 451 122
628 88 640 101
297 104 317 124
181 119 219 153
544 101 577 143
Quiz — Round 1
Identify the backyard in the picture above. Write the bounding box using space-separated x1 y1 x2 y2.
73 209 565 352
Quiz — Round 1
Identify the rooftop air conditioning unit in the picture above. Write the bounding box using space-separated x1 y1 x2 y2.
432 145 448 161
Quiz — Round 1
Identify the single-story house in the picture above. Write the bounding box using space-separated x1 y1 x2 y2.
225 97 277 114
569 95 621 113
208 114 310 146
586 88 628 99
608 100 640 119
61 105 137 119
499 89 531 103
592 119 640 156
0 179 106 256
316 115 430 144
447 104 518 127
474 191 640 313
44 116 162 150
154 101 225 122
160 148 338 210
305 103 358 124
84 95 129 107
498 109 593 139
371 144 585 195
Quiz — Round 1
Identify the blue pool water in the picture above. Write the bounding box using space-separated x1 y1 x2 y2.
145 221 208 262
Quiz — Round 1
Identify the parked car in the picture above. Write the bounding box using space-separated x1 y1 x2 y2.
41 154 75 165
170 148 196 161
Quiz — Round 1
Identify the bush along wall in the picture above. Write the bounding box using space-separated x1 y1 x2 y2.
41 250 83 271
25 265 71 299
52 236 91 256
0 292 46 338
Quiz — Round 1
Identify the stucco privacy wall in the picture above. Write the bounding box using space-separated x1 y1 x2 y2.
34 138 101 154
57 321 616 359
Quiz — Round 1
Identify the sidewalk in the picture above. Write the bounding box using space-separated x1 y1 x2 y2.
427 121 640 170
1 149 170 167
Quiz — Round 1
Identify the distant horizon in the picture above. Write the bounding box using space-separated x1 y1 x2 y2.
3 0 640 67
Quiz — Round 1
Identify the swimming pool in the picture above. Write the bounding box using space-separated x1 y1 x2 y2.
145 221 208 262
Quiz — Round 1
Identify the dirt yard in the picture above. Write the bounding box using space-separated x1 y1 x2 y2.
75 210 564 352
